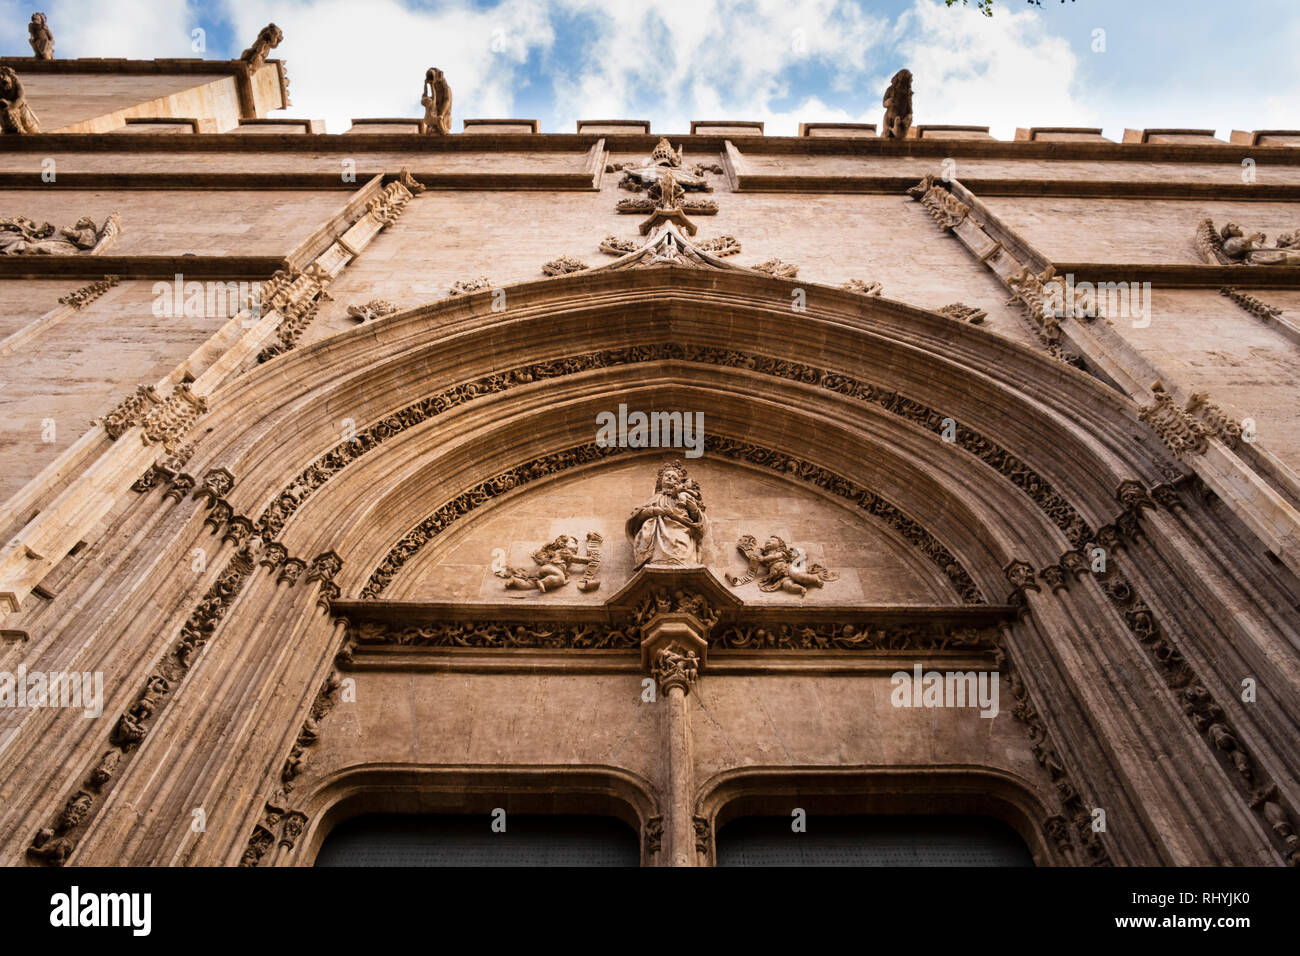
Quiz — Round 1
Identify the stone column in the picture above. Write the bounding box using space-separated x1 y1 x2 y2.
653 643 698 866
641 607 711 867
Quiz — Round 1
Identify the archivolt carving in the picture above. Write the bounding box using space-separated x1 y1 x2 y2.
27 535 326 866
996 643 1113 865
255 343 1093 586
1093 560 1300 865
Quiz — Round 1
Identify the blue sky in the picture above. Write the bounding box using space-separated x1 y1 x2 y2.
1 0 1296 138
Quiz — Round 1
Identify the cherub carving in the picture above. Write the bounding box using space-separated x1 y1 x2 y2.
496 532 602 593
420 67 452 135
726 534 839 597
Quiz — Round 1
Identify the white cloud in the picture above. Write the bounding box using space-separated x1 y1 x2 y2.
0 0 199 59
897 0 1098 139
220 0 555 132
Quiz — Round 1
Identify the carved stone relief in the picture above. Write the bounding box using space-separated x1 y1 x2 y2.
725 534 838 597
0 213 120 254
496 532 603 593
1196 218 1300 266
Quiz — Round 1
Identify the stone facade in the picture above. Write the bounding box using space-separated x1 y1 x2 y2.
1 46 1299 868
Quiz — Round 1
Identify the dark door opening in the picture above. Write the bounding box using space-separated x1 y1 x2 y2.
716 814 1034 866
314 813 640 867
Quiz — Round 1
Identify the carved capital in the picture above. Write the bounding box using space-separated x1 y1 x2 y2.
651 642 700 695
193 466 236 506
277 558 307 587
306 550 343 584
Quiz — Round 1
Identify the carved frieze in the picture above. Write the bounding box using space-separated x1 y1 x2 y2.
58 275 119 310
713 621 997 651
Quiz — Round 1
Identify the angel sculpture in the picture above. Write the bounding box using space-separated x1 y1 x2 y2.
496 532 602 593
726 534 838 597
